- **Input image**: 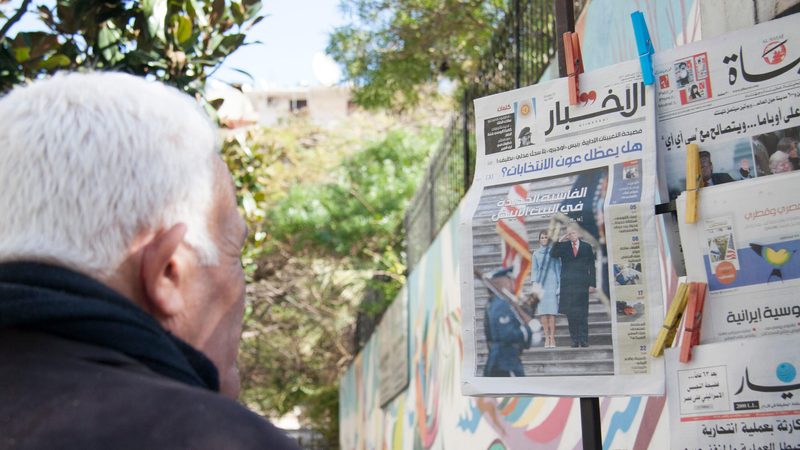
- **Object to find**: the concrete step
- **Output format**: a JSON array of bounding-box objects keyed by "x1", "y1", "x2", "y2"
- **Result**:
[
  {"x1": 475, "y1": 314, "x2": 613, "y2": 328},
  {"x1": 476, "y1": 359, "x2": 615, "y2": 377},
  {"x1": 477, "y1": 345, "x2": 613, "y2": 362},
  {"x1": 476, "y1": 332, "x2": 613, "y2": 354},
  {"x1": 522, "y1": 359, "x2": 614, "y2": 376},
  {"x1": 476, "y1": 345, "x2": 615, "y2": 377}
]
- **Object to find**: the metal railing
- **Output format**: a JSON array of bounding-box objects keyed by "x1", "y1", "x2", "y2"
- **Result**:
[{"x1": 405, "y1": 0, "x2": 587, "y2": 270}]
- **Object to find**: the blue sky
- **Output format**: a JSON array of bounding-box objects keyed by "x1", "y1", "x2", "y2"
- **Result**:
[{"x1": 213, "y1": 0, "x2": 347, "y2": 87}]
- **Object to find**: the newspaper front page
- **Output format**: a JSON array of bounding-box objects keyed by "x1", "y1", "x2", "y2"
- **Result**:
[
  {"x1": 459, "y1": 59, "x2": 664, "y2": 396},
  {"x1": 653, "y1": 14, "x2": 800, "y2": 280},
  {"x1": 666, "y1": 334, "x2": 800, "y2": 450},
  {"x1": 655, "y1": 14, "x2": 800, "y2": 345},
  {"x1": 676, "y1": 173, "x2": 800, "y2": 344},
  {"x1": 655, "y1": 14, "x2": 800, "y2": 202}
]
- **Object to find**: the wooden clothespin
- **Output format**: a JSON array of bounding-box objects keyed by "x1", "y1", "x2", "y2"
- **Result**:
[
  {"x1": 650, "y1": 282, "x2": 689, "y2": 357},
  {"x1": 562, "y1": 31, "x2": 583, "y2": 105},
  {"x1": 631, "y1": 11, "x2": 655, "y2": 86},
  {"x1": 685, "y1": 143, "x2": 701, "y2": 223},
  {"x1": 679, "y1": 282, "x2": 707, "y2": 363}
]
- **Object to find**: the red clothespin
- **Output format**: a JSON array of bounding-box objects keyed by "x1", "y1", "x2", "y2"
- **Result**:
[
  {"x1": 563, "y1": 31, "x2": 584, "y2": 105},
  {"x1": 679, "y1": 282, "x2": 707, "y2": 363}
]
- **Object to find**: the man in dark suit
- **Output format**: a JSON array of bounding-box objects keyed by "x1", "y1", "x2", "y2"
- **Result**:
[
  {"x1": 551, "y1": 224, "x2": 596, "y2": 347},
  {"x1": 699, "y1": 151, "x2": 734, "y2": 186}
]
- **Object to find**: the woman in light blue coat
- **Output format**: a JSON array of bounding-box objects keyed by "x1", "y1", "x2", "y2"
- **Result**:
[{"x1": 532, "y1": 230, "x2": 561, "y2": 348}]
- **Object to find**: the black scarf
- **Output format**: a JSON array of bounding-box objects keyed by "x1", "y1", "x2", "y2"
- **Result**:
[{"x1": 0, "y1": 261, "x2": 219, "y2": 391}]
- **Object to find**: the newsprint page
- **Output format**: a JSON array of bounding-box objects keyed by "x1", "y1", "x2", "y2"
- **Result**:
[
  {"x1": 666, "y1": 334, "x2": 800, "y2": 450},
  {"x1": 656, "y1": 13, "x2": 800, "y2": 203},
  {"x1": 459, "y1": 59, "x2": 664, "y2": 397},
  {"x1": 677, "y1": 173, "x2": 800, "y2": 344},
  {"x1": 661, "y1": 15, "x2": 800, "y2": 450},
  {"x1": 657, "y1": 13, "x2": 800, "y2": 346}
]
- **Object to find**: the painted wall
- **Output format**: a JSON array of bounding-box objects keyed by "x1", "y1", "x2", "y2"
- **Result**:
[
  {"x1": 339, "y1": 206, "x2": 671, "y2": 449},
  {"x1": 337, "y1": 1, "x2": 775, "y2": 449}
]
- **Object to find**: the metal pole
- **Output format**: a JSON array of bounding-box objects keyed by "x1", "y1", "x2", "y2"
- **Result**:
[
  {"x1": 580, "y1": 397, "x2": 602, "y2": 450},
  {"x1": 554, "y1": 2, "x2": 603, "y2": 448},
  {"x1": 514, "y1": 0, "x2": 521, "y2": 88},
  {"x1": 554, "y1": 0, "x2": 575, "y2": 78}
]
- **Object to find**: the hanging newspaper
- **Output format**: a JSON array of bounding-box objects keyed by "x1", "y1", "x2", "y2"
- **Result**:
[
  {"x1": 655, "y1": 14, "x2": 800, "y2": 203},
  {"x1": 459, "y1": 59, "x2": 664, "y2": 396},
  {"x1": 655, "y1": 13, "x2": 800, "y2": 344},
  {"x1": 665, "y1": 334, "x2": 800, "y2": 450},
  {"x1": 676, "y1": 173, "x2": 800, "y2": 344}
]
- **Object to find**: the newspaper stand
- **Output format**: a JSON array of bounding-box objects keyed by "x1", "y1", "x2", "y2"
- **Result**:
[{"x1": 460, "y1": 3, "x2": 800, "y2": 448}]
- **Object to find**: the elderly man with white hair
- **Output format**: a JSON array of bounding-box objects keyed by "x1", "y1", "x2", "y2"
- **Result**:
[{"x1": 0, "y1": 73, "x2": 299, "y2": 449}]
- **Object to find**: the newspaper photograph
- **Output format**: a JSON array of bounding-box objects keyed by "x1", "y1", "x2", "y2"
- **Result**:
[
  {"x1": 677, "y1": 173, "x2": 800, "y2": 344},
  {"x1": 655, "y1": 14, "x2": 800, "y2": 202},
  {"x1": 666, "y1": 334, "x2": 800, "y2": 450},
  {"x1": 459, "y1": 59, "x2": 665, "y2": 396}
]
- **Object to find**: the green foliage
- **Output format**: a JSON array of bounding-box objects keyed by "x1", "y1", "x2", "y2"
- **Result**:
[
  {"x1": 0, "y1": 0, "x2": 262, "y2": 95},
  {"x1": 224, "y1": 110, "x2": 444, "y2": 445},
  {"x1": 327, "y1": 0, "x2": 508, "y2": 109},
  {"x1": 303, "y1": 384, "x2": 340, "y2": 447},
  {"x1": 267, "y1": 128, "x2": 438, "y2": 259}
]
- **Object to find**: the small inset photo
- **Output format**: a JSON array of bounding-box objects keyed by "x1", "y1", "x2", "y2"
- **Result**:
[
  {"x1": 613, "y1": 262, "x2": 642, "y2": 286},
  {"x1": 751, "y1": 126, "x2": 800, "y2": 176},
  {"x1": 615, "y1": 300, "x2": 644, "y2": 323},
  {"x1": 683, "y1": 80, "x2": 709, "y2": 103},
  {"x1": 623, "y1": 161, "x2": 639, "y2": 180},
  {"x1": 673, "y1": 60, "x2": 694, "y2": 87},
  {"x1": 676, "y1": 53, "x2": 713, "y2": 105},
  {"x1": 704, "y1": 216, "x2": 740, "y2": 271}
]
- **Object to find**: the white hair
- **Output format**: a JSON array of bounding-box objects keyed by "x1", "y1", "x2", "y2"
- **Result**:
[
  {"x1": 770, "y1": 150, "x2": 790, "y2": 172},
  {"x1": 0, "y1": 72, "x2": 219, "y2": 276}
]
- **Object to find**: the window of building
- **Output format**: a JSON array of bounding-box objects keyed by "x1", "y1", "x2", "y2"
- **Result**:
[{"x1": 290, "y1": 99, "x2": 308, "y2": 112}]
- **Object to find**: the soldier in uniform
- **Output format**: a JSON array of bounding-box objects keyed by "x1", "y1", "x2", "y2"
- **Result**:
[{"x1": 483, "y1": 268, "x2": 533, "y2": 377}]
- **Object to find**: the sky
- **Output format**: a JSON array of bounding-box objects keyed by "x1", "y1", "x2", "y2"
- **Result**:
[
  {"x1": 2, "y1": 0, "x2": 347, "y2": 88},
  {"x1": 212, "y1": 0, "x2": 347, "y2": 88}
]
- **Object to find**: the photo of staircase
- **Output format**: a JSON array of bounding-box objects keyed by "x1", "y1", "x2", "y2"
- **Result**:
[{"x1": 469, "y1": 172, "x2": 614, "y2": 377}]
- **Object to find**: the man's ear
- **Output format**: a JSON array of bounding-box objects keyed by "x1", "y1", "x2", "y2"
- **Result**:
[{"x1": 140, "y1": 223, "x2": 189, "y2": 318}]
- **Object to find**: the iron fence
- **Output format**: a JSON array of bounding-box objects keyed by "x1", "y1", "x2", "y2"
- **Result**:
[{"x1": 405, "y1": 0, "x2": 586, "y2": 270}]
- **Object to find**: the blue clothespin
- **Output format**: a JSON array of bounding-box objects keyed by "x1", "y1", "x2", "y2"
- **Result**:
[{"x1": 631, "y1": 11, "x2": 655, "y2": 85}]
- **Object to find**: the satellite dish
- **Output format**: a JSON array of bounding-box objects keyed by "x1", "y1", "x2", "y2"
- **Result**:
[{"x1": 312, "y1": 52, "x2": 342, "y2": 86}]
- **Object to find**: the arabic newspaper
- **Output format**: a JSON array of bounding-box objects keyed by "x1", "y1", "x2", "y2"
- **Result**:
[
  {"x1": 666, "y1": 334, "x2": 800, "y2": 450},
  {"x1": 459, "y1": 59, "x2": 664, "y2": 396},
  {"x1": 652, "y1": 14, "x2": 800, "y2": 281},
  {"x1": 655, "y1": 14, "x2": 800, "y2": 203},
  {"x1": 676, "y1": 173, "x2": 800, "y2": 344}
]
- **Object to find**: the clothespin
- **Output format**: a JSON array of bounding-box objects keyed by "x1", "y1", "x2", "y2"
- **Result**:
[
  {"x1": 631, "y1": 11, "x2": 655, "y2": 85},
  {"x1": 679, "y1": 282, "x2": 707, "y2": 363},
  {"x1": 650, "y1": 282, "x2": 689, "y2": 357},
  {"x1": 685, "y1": 143, "x2": 701, "y2": 223},
  {"x1": 562, "y1": 31, "x2": 583, "y2": 105}
]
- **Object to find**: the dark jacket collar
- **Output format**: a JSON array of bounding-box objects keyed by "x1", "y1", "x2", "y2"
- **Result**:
[{"x1": 0, "y1": 261, "x2": 219, "y2": 391}]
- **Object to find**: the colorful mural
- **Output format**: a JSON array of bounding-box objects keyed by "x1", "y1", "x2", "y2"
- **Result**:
[
  {"x1": 340, "y1": 1, "x2": 701, "y2": 448},
  {"x1": 339, "y1": 208, "x2": 673, "y2": 449}
]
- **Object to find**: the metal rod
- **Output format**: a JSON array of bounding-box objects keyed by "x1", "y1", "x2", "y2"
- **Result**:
[
  {"x1": 580, "y1": 397, "x2": 602, "y2": 450},
  {"x1": 514, "y1": 0, "x2": 521, "y2": 88},
  {"x1": 554, "y1": 0, "x2": 575, "y2": 78},
  {"x1": 554, "y1": 4, "x2": 603, "y2": 448}
]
